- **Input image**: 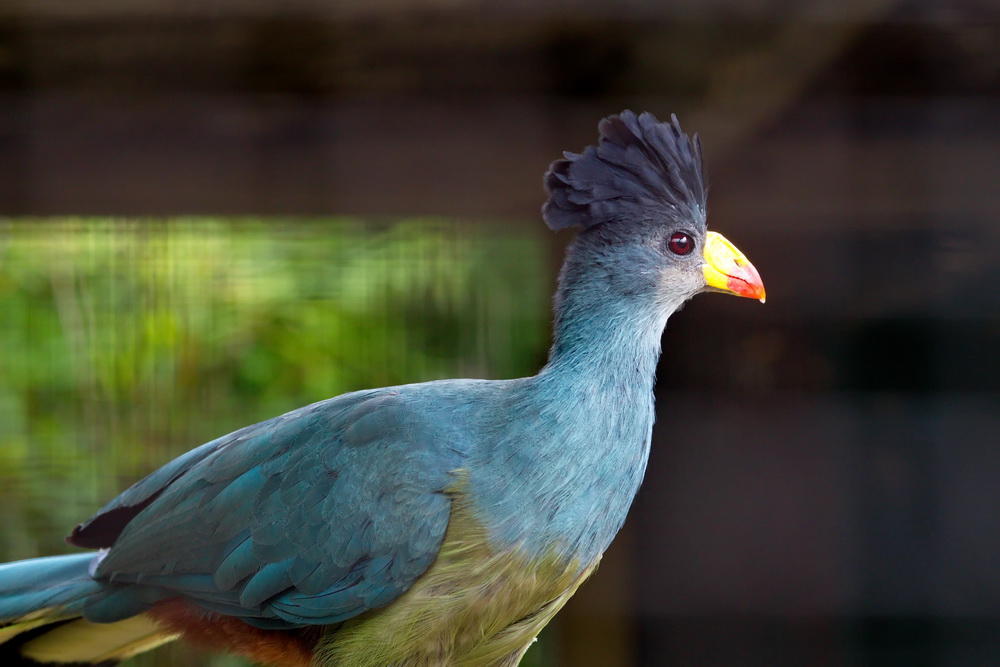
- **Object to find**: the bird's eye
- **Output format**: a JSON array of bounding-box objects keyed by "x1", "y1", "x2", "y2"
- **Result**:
[{"x1": 667, "y1": 232, "x2": 694, "y2": 256}]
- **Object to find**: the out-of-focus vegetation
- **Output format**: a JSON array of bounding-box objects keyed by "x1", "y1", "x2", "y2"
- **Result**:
[{"x1": 0, "y1": 218, "x2": 551, "y2": 666}]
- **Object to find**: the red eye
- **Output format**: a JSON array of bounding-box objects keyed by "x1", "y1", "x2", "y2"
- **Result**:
[{"x1": 667, "y1": 232, "x2": 694, "y2": 256}]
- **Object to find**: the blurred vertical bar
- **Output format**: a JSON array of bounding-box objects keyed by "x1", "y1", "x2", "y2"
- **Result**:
[{"x1": 0, "y1": 14, "x2": 28, "y2": 214}]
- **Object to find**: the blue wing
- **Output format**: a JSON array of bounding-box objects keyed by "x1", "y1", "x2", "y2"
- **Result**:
[{"x1": 69, "y1": 387, "x2": 466, "y2": 628}]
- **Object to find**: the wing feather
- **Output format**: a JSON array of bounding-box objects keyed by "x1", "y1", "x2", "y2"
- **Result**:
[{"x1": 73, "y1": 387, "x2": 462, "y2": 627}]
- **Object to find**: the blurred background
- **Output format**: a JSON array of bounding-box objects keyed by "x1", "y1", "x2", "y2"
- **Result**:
[{"x1": 0, "y1": 1, "x2": 998, "y2": 666}]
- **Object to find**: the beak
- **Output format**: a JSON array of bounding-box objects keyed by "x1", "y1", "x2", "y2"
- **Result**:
[{"x1": 702, "y1": 231, "x2": 766, "y2": 303}]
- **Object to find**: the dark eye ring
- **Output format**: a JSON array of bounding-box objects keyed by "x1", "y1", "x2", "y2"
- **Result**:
[{"x1": 667, "y1": 232, "x2": 694, "y2": 256}]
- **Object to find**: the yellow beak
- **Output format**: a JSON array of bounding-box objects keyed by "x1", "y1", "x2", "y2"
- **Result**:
[{"x1": 702, "y1": 231, "x2": 766, "y2": 303}]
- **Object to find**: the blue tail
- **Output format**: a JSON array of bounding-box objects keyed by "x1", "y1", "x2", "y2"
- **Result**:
[
  {"x1": 0, "y1": 554, "x2": 176, "y2": 664},
  {"x1": 0, "y1": 553, "x2": 104, "y2": 625}
]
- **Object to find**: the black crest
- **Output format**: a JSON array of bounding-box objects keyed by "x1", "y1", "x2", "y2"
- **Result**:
[{"x1": 542, "y1": 111, "x2": 707, "y2": 232}]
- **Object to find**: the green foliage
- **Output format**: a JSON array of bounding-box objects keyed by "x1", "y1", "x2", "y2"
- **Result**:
[{"x1": 0, "y1": 218, "x2": 551, "y2": 666}]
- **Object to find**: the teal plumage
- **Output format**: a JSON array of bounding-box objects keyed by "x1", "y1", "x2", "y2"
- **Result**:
[{"x1": 0, "y1": 111, "x2": 764, "y2": 666}]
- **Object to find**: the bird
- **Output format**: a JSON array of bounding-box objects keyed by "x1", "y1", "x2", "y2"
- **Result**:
[{"x1": 0, "y1": 111, "x2": 764, "y2": 667}]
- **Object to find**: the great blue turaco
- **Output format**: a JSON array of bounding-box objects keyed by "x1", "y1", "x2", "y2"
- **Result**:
[{"x1": 0, "y1": 111, "x2": 765, "y2": 667}]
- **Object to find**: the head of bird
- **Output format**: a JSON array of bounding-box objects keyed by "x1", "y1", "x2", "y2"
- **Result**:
[{"x1": 543, "y1": 111, "x2": 765, "y2": 320}]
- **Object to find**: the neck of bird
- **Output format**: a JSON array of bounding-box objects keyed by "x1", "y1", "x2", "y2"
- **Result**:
[
  {"x1": 508, "y1": 246, "x2": 674, "y2": 561},
  {"x1": 537, "y1": 268, "x2": 672, "y2": 406}
]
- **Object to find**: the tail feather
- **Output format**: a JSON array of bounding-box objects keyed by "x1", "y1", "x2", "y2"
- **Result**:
[
  {"x1": 0, "y1": 554, "x2": 178, "y2": 664},
  {"x1": 0, "y1": 554, "x2": 104, "y2": 629},
  {"x1": 20, "y1": 616, "x2": 178, "y2": 664}
]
